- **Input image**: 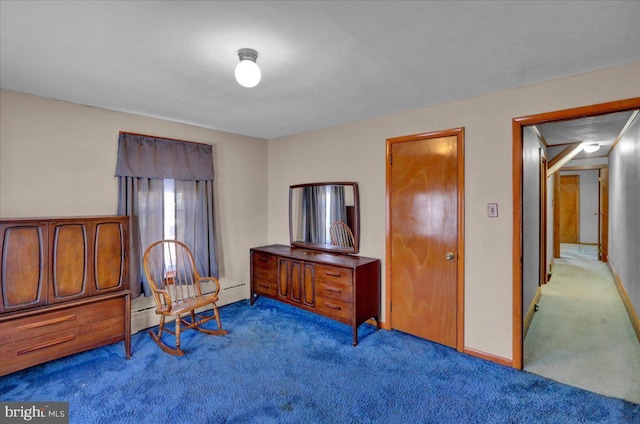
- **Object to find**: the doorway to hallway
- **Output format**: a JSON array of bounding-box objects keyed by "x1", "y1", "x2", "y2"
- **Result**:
[{"x1": 512, "y1": 97, "x2": 640, "y2": 372}]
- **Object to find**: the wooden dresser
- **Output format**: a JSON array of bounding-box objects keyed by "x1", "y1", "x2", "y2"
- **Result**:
[
  {"x1": 0, "y1": 216, "x2": 131, "y2": 376},
  {"x1": 250, "y1": 244, "x2": 380, "y2": 345}
]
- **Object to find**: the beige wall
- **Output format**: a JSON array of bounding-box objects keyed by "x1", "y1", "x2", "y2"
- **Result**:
[
  {"x1": 2, "y1": 62, "x2": 639, "y2": 361},
  {"x1": 268, "y1": 62, "x2": 640, "y2": 360},
  {"x1": 0, "y1": 89, "x2": 268, "y2": 294}
]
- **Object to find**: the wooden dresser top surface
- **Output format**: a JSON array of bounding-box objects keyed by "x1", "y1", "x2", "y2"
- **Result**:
[{"x1": 251, "y1": 244, "x2": 379, "y2": 268}]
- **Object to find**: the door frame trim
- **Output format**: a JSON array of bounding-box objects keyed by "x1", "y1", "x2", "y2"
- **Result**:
[
  {"x1": 539, "y1": 155, "x2": 547, "y2": 289},
  {"x1": 599, "y1": 166, "x2": 609, "y2": 262},
  {"x1": 385, "y1": 127, "x2": 465, "y2": 352},
  {"x1": 512, "y1": 97, "x2": 640, "y2": 369}
]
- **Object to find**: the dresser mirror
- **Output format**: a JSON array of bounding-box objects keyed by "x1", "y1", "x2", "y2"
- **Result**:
[{"x1": 289, "y1": 182, "x2": 360, "y2": 254}]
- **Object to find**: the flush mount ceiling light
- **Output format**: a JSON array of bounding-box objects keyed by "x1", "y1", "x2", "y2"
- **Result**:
[
  {"x1": 235, "y1": 48, "x2": 261, "y2": 88},
  {"x1": 583, "y1": 143, "x2": 600, "y2": 153}
]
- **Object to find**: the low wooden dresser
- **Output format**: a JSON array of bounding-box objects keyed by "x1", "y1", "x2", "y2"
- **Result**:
[
  {"x1": 250, "y1": 244, "x2": 380, "y2": 345},
  {"x1": 0, "y1": 216, "x2": 131, "y2": 376}
]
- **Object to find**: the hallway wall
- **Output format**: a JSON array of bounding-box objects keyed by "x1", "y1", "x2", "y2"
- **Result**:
[
  {"x1": 547, "y1": 173, "x2": 555, "y2": 271},
  {"x1": 609, "y1": 114, "x2": 640, "y2": 314},
  {"x1": 523, "y1": 127, "x2": 544, "y2": 319}
]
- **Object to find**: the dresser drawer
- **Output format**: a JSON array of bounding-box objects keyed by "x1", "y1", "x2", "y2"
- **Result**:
[
  {"x1": 315, "y1": 296, "x2": 352, "y2": 323},
  {"x1": 314, "y1": 264, "x2": 352, "y2": 285},
  {"x1": 253, "y1": 278, "x2": 278, "y2": 297},
  {"x1": 253, "y1": 264, "x2": 278, "y2": 282},
  {"x1": 316, "y1": 279, "x2": 353, "y2": 303},
  {"x1": 252, "y1": 252, "x2": 277, "y2": 270},
  {"x1": 0, "y1": 297, "x2": 124, "y2": 345},
  {"x1": 0, "y1": 315, "x2": 124, "y2": 376},
  {"x1": 252, "y1": 253, "x2": 277, "y2": 279}
]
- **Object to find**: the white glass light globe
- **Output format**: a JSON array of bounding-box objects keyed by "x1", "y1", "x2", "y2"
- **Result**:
[
  {"x1": 235, "y1": 60, "x2": 261, "y2": 88},
  {"x1": 583, "y1": 143, "x2": 600, "y2": 153}
]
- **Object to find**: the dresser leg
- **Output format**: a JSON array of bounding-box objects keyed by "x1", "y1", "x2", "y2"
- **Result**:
[{"x1": 125, "y1": 292, "x2": 132, "y2": 359}]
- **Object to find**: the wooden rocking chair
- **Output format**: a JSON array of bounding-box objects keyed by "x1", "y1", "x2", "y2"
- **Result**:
[
  {"x1": 329, "y1": 221, "x2": 355, "y2": 248},
  {"x1": 143, "y1": 240, "x2": 226, "y2": 356}
]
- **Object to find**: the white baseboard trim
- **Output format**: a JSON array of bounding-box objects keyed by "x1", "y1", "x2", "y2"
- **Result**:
[
  {"x1": 131, "y1": 282, "x2": 250, "y2": 334},
  {"x1": 607, "y1": 258, "x2": 640, "y2": 342}
]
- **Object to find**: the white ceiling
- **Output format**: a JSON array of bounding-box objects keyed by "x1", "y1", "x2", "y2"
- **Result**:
[
  {"x1": 1, "y1": 1, "x2": 640, "y2": 140},
  {"x1": 536, "y1": 110, "x2": 638, "y2": 160}
]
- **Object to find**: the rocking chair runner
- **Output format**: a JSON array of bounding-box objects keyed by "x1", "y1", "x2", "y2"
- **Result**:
[{"x1": 143, "y1": 240, "x2": 226, "y2": 356}]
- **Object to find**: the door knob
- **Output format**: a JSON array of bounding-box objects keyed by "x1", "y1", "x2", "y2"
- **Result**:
[{"x1": 445, "y1": 252, "x2": 455, "y2": 261}]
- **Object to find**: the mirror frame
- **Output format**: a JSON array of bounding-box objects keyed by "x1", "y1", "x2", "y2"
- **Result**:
[{"x1": 289, "y1": 182, "x2": 360, "y2": 254}]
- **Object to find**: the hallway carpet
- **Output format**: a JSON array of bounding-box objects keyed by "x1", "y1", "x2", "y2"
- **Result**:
[{"x1": 524, "y1": 248, "x2": 640, "y2": 403}]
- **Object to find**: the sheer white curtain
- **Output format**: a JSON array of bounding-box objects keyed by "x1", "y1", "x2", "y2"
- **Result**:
[
  {"x1": 175, "y1": 179, "x2": 218, "y2": 278},
  {"x1": 115, "y1": 133, "x2": 217, "y2": 298},
  {"x1": 117, "y1": 177, "x2": 163, "y2": 297}
]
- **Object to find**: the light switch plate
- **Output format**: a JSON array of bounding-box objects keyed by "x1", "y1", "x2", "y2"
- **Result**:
[{"x1": 488, "y1": 203, "x2": 498, "y2": 217}]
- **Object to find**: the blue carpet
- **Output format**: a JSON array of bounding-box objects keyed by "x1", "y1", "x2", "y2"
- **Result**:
[{"x1": 1, "y1": 297, "x2": 638, "y2": 423}]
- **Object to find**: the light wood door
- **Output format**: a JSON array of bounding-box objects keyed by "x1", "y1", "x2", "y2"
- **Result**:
[
  {"x1": 389, "y1": 134, "x2": 459, "y2": 348},
  {"x1": 559, "y1": 175, "x2": 580, "y2": 244}
]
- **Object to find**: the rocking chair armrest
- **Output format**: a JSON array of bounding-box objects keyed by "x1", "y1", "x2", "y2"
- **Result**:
[
  {"x1": 198, "y1": 276, "x2": 221, "y2": 296},
  {"x1": 153, "y1": 289, "x2": 173, "y2": 312}
]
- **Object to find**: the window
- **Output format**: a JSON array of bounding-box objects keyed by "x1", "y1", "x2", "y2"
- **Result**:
[{"x1": 115, "y1": 132, "x2": 218, "y2": 298}]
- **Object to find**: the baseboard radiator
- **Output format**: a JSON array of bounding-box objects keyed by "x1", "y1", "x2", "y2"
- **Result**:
[{"x1": 131, "y1": 281, "x2": 249, "y2": 334}]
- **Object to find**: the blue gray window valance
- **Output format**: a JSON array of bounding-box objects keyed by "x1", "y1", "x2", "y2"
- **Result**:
[{"x1": 115, "y1": 132, "x2": 214, "y2": 181}]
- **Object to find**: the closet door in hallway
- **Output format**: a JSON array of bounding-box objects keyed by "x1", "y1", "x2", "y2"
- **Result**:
[
  {"x1": 559, "y1": 175, "x2": 579, "y2": 244},
  {"x1": 387, "y1": 129, "x2": 464, "y2": 349}
]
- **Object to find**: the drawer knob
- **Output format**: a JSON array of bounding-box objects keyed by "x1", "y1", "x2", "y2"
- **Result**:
[
  {"x1": 326, "y1": 303, "x2": 342, "y2": 311},
  {"x1": 326, "y1": 287, "x2": 342, "y2": 293},
  {"x1": 325, "y1": 271, "x2": 342, "y2": 277}
]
